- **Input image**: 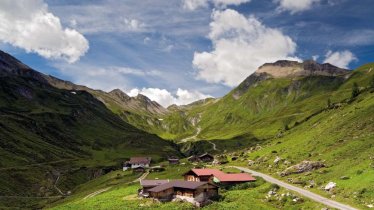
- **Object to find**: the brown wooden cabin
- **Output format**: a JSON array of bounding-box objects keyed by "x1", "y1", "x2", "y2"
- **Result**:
[
  {"x1": 148, "y1": 180, "x2": 218, "y2": 205},
  {"x1": 184, "y1": 168, "x2": 256, "y2": 185},
  {"x1": 139, "y1": 179, "x2": 169, "y2": 195},
  {"x1": 198, "y1": 153, "x2": 214, "y2": 162},
  {"x1": 168, "y1": 158, "x2": 180, "y2": 165}
]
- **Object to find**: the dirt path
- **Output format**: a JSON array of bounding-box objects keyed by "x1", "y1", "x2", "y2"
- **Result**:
[
  {"x1": 233, "y1": 166, "x2": 358, "y2": 210},
  {"x1": 83, "y1": 187, "x2": 111, "y2": 200},
  {"x1": 0, "y1": 158, "x2": 79, "y2": 171},
  {"x1": 54, "y1": 175, "x2": 65, "y2": 196},
  {"x1": 207, "y1": 140, "x2": 218, "y2": 151},
  {"x1": 180, "y1": 127, "x2": 201, "y2": 143},
  {"x1": 83, "y1": 171, "x2": 149, "y2": 200}
]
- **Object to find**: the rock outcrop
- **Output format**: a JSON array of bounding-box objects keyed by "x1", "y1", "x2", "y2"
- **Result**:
[
  {"x1": 257, "y1": 60, "x2": 349, "y2": 78},
  {"x1": 281, "y1": 161, "x2": 325, "y2": 176}
]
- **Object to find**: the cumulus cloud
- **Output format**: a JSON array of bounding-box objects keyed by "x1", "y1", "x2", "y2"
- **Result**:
[
  {"x1": 183, "y1": 0, "x2": 251, "y2": 10},
  {"x1": 128, "y1": 88, "x2": 212, "y2": 107},
  {"x1": 0, "y1": 0, "x2": 89, "y2": 63},
  {"x1": 193, "y1": 9, "x2": 298, "y2": 87},
  {"x1": 275, "y1": 0, "x2": 321, "y2": 14},
  {"x1": 323, "y1": 50, "x2": 357, "y2": 69}
]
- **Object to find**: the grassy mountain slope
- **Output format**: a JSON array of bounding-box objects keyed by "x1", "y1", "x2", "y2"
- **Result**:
[
  {"x1": 0, "y1": 51, "x2": 180, "y2": 208},
  {"x1": 242, "y1": 64, "x2": 374, "y2": 208}
]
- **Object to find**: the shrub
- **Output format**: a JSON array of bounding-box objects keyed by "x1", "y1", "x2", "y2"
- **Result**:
[
  {"x1": 351, "y1": 82, "x2": 360, "y2": 99},
  {"x1": 270, "y1": 183, "x2": 280, "y2": 190}
]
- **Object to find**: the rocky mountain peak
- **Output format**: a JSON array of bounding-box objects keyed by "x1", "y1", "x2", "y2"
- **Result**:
[
  {"x1": 256, "y1": 60, "x2": 349, "y2": 78},
  {"x1": 0, "y1": 50, "x2": 48, "y2": 83},
  {"x1": 109, "y1": 89, "x2": 131, "y2": 101}
]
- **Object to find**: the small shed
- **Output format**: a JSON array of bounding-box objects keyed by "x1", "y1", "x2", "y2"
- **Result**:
[
  {"x1": 168, "y1": 158, "x2": 180, "y2": 165},
  {"x1": 199, "y1": 153, "x2": 214, "y2": 163},
  {"x1": 187, "y1": 155, "x2": 200, "y2": 163}
]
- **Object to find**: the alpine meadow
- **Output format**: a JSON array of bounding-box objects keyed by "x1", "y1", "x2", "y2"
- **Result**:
[{"x1": 0, "y1": 0, "x2": 373, "y2": 210}]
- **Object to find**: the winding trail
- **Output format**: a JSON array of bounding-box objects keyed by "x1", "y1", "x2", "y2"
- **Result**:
[
  {"x1": 207, "y1": 140, "x2": 218, "y2": 151},
  {"x1": 83, "y1": 171, "x2": 149, "y2": 200},
  {"x1": 54, "y1": 175, "x2": 65, "y2": 196},
  {"x1": 233, "y1": 166, "x2": 358, "y2": 210},
  {"x1": 0, "y1": 159, "x2": 79, "y2": 171},
  {"x1": 180, "y1": 127, "x2": 201, "y2": 143}
]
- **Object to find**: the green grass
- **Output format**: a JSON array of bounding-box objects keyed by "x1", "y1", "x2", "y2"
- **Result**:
[
  {"x1": 49, "y1": 164, "x2": 326, "y2": 210},
  {"x1": 0, "y1": 74, "x2": 180, "y2": 209}
]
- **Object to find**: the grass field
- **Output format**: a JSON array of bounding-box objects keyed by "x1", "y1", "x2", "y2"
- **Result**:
[{"x1": 49, "y1": 162, "x2": 327, "y2": 210}]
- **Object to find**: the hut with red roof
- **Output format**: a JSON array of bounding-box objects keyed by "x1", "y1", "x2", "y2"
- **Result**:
[{"x1": 183, "y1": 168, "x2": 256, "y2": 185}]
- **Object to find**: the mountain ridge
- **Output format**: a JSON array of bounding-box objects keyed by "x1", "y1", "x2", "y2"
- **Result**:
[{"x1": 257, "y1": 59, "x2": 350, "y2": 78}]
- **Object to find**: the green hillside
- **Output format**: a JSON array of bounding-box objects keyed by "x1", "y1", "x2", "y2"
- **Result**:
[
  {"x1": 0, "y1": 52, "x2": 180, "y2": 209},
  {"x1": 48, "y1": 161, "x2": 326, "y2": 210},
  {"x1": 1, "y1": 49, "x2": 373, "y2": 209}
]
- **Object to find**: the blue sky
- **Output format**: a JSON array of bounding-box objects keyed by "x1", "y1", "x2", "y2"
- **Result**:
[{"x1": 0, "y1": 0, "x2": 373, "y2": 106}]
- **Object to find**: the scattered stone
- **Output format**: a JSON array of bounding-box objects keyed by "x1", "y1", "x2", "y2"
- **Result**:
[
  {"x1": 268, "y1": 190, "x2": 276, "y2": 196},
  {"x1": 281, "y1": 161, "x2": 325, "y2": 176},
  {"x1": 274, "y1": 156, "x2": 282, "y2": 164},
  {"x1": 248, "y1": 160, "x2": 255, "y2": 166},
  {"x1": 367, "y1": 204, "x2": 373, "y2": 208},
  {"x1": 340, "y1": 176, "x2": 350, "y2": 180},
  {"x1": 324, "y1": 182, "x2": 336, "y2": 191}
]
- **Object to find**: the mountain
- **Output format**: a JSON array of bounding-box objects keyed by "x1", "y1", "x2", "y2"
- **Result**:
[
  {"x1": 160, "y1": 60, "x2": 374, "y2": 208},
  {"x1": 257, "y1": 60, "x2": 349, "y2": 78},
  {"x1": 0, "y1": 50, "x2": 180, "y2": 208},
  {"x1": 1, "y1": 49, "x2": 373, "y2": 209}
]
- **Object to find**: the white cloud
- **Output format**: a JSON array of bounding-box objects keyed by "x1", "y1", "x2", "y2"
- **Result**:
[
  {"x1": 193, "y1": 9, "x2": 298, "y2": 87},
  {"x1": 275, "y1": 0, "x2": 321, "y2": 14},
  {"x1": 183, "y1": 0, "x2": 209, "y2": 10},
  {"x1": 128, "y1": 88, "x2": 212, "y2": 107},
  {"x1": 183, "y1": 0, "x2": 251, "y2": 10},
  {"x1": 123, "y1": 18, "x2": 145, "y2": 31},
  {"x1": 0, "y1": 0, "x2": 88, "y2": 63},
  {"x1": 323, "y1": 50, "x2": 357, "y2": 69}
]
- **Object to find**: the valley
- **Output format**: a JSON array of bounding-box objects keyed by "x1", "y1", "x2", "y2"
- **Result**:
[{"x1": 0, "y1": 51, "x2": 373, "y2": 209}]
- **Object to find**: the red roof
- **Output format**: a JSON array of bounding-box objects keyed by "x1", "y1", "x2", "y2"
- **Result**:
[
  {"x1": 191, "y1": 169, "x2": 224, "y2": 176},
  {"x1": 190, "y1": 169, "x2": 256, "y2": 182},
  {"x1": 215, "y1": 173, "x2": 256, "y2": 182}
]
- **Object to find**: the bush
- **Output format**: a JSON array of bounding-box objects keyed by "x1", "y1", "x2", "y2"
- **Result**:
[
  {"x1": 351, "y1": 82, "x2": 360, "y2": 99},
  {"x1": 210, "y1": 194, "x2": 224, "y2": 201},
  {"x1": 270, "y1": 183, "x2": 280, "y2": 190}
]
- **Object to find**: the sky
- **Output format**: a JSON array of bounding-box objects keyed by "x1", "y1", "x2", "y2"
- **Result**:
[{"x1": 0, "y1": 0, "x2": 373, "y2": 107}]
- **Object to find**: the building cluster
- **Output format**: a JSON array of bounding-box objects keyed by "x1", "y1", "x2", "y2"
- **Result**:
[
  {"x1": 122, "y1": 155, "x2": 256, "y2": 206},
  {"x1": 140, "y1": 169, "x2": 255, "y2": 206}
]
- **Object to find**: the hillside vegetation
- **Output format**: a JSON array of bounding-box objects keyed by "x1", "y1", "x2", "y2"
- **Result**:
[{"x1": 0, "y1": 51, "x2": 180, "y2": 209}]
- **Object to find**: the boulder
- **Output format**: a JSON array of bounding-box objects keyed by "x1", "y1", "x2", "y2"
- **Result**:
[
  {"x1": 248, "y1": 160, "x2": 255, "y2": 166},
  {"x1": 274, "y1": 156, "x2": 282, "y2": 164},
  {"x1": 281, "y1": 161, "x2": 325, "y2": 176},
  {"x1": 324, "y1": 182, "x2": 336, "y2": 191}
]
